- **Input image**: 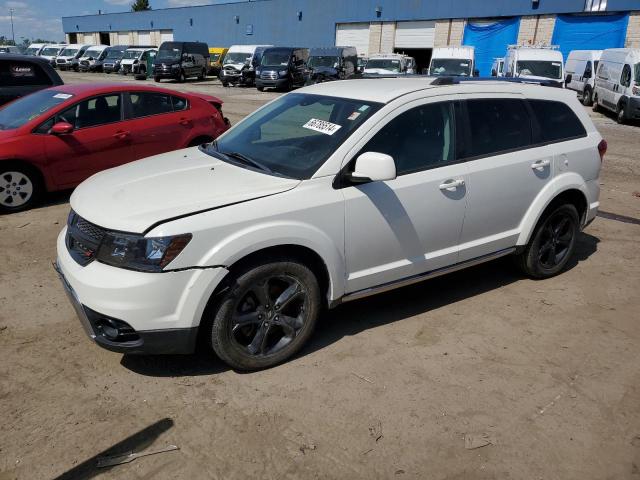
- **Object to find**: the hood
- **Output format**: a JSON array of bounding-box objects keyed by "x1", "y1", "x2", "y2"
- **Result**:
[
  {"x1": 223, "y1": 63, "x2": 246, "y2": 71},
  {"x1": 71, "y1": 147, "x2": 301, "y2": 234},
  {"x1": 310, "y1": 66, "x2": 338, "y2": 76},
  {"x1": 364, "y1": 68, "x2": 400, "y2": 75},
  {"x1": 121, "y1": 58, "x2": 137, "y2": 64},
  {"x1": 517, "y1": 74, "x2": 563, "y2": 85}
]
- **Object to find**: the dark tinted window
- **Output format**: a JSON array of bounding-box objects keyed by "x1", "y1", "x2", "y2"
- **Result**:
[
  {"x1": 129, "y1": 92, "x2": 173, "y2": 118},
  {"x1": 56, "y1": 94, "x2": 122, "y2": 129},
  {"x1": 172, "y1": 95, "x2": 188, "y2": 111},
  {"x1": 528, "y1": 100, "x2": 586, "y2": 143},
  {"x1": 621, "y1": 64, "x2": 632, "y2": 87},
  {"x1": 464, "y1": 99, "x2": 532, "y2": 158},
  {"x1": 0, "y1": 60, "x2": 53, "y2": 87},
  {"x1": 361, "y1": 102, "x2": 455, "y2": 175}
]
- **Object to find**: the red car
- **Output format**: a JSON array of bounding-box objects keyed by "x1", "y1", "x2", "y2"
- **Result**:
[{"x1": 0, "y1": 83, "x2": 230, "y2": 212}]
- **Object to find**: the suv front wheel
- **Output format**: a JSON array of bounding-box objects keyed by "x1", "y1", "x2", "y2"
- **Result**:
[
  {"x1": 516, "y1": 204, "x2": 580, "y2": 279},
  {"x1": 208, "y1": 259, "x2": 321, "y2": 370}
]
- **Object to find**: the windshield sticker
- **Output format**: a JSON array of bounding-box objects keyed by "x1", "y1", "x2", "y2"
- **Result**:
[
  {"x1": 347, "y1": 112, "x2": 361, "y2": 121},
  {"x1": 53, "y1": 93, "x2": 73, "y2": 99},
  {"x1": 552, "y1": 62, "x2": 561, "y2": 66},
  {"x1": 10, "y1": 65, "x2": 34, "y2": 77},
  {"x1": 302, "y1": 118, "x2": 342, "y2": 135},
  {"x1": 358, "y1": 105, "x2": 370, "y2": 112}
]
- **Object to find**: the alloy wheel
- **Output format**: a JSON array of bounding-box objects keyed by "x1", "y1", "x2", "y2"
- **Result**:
[
  {"x1": 0, "y1": 171, "x2": 33, "y2": 208},
  {"x1": 537, "y1": 212, "x2": 575, "y2": 270}
]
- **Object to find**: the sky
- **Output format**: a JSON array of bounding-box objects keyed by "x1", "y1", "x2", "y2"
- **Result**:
[{"x1": 0, "y1": 0, "x2": 217, "y2": 43}]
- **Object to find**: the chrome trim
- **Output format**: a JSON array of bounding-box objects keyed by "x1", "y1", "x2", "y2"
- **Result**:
[{"x1": 341, "y1": 247, "x2": 516, "y2": 304}]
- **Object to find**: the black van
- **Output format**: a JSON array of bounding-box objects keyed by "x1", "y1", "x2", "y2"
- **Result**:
[
  {"x1": 255, "y1": 47, "x2": 310, "y2": 91},
  {"x1": 153, "y1": 41, "x2": 210, "y2": 83},
  {"x1": 306, "y1": 46, "x2": 358, "y2": 84}
]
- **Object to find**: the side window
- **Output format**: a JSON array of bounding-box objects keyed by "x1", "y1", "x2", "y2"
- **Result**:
[
  {"x1": 621, "y1": 64, "x2": 632, "y2": 87},
  {"x1": 129, "y1": 92, "x2": 173, "y2": 118},
  {"x1": 360, "y1": 102, "x2": 455, "y2": 176},
  {"x1": 528, "y1": 100, "x2": 586, "y2": 143},
  {"x1": 463, "y1": 99, "x2": 532, "y2": 158},
  {"x1": 171, "y1": 95, "x2": 188, "y2": 111},
  {"x1": 597, "y1": 62, "x2": 607, "y2": 79},
  {"x1": 56, "y1": 94, "x2": 122, "y2": 129},
  {"x1": 584, "y1": 61, "x2": 592, "y2": 77}
]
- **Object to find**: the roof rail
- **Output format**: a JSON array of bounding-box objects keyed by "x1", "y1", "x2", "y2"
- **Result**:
[{"x1": 431, "y1": 76, "x2": 563, "y2": 87}]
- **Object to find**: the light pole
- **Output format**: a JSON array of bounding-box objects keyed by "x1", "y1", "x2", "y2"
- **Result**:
[{"x1": 9, "y1": 8, "x2": 15, "y2": 45}]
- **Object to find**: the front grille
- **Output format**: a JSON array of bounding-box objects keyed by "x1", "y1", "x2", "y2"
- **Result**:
[
  {"x1": 224, "y1": 67, "x2": 240, "y2": 76},
  {"x1": 66, "y1": 211, "x2": 106, "y2": 266},
  {"x1": 80, "y1": 60, "x2": 89, "y2": 66},
  {"x1": 260, "y1": 71, "x2": 278, "y2": 80},
  {"x1": 56, "y1": 59, "x2": 66, "y2": 64}
]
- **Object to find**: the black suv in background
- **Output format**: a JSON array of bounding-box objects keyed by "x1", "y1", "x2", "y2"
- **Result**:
[
  {"x1": 307, "y1": 46, "x2": 358, "y2": 84},
  {"x1": 153, "y1": 41, "x2": 210, "y2": 82},
  {"x1": 0, "y1": 55, "x2": 63, "y2": 106},
  {"x1": 255, "y1": 47, "x2": 310, "y2": 91}
]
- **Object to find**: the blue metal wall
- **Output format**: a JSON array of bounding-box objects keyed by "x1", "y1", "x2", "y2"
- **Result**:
[{"x1": 62, "y1": 0, "x2": 639, "y2": 47}]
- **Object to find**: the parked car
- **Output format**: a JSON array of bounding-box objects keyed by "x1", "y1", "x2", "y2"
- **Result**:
[
  {"x1": 593, "y1": 48, "x2": 640, "y2": 124},
  {"x1": 564, "y1": 50, "x2": 602, "y2": 106},
  {"x1": 208, "y1": 47, "x2": 228, "y2": 76},
  {"x1": 491, "y1": 57, "x2": 505, "y2": 77},
  {"x1": 0, "y1": 84, "x2": 229, "y2": 212},
  {"x1": 256, "y1": 47, "x2": 310, "y2": 91},
  {"x1": 219, "y1": 45, "x2": 272, "y2": 87},
  {"x1": 0, "y1": 55, "x2": 63, "y2": 107},
  {"x1": 364, "y1": 53, "x2": 416, "y2": 75},
  {"x1": 429, "y1": 47, "x2": 477, "y2": 77},
  {"x1": 54, "y1": 78, "x2": 604, "y2": 370},
  {"x1": 306, "y1": 46, "x2": 358, "y2": 84},
  {"x1": 504, "y1": 45, "x2": 564, "y2": 87},
  {"x1": 102, "y1": 45, "x2": 128, "y2": 74},
  {"x1": 39, "y1": 44, "x2": 67, "y2": 67},
  {"x1": 120, "y1": 47, "x2": 157, "y2": 75},
  {"x1": 55, "y1": 44, "x2": 92, "y2": 71},
  {"x1": 78, "y1": 45, "x2": 110, "y2": 72},
  {"x1": 25, "y1": 43, "x2": 47, "y2": 56},
  {"x1": 0, "y1": 46, "x2": 21, "y2": 54},
  {"x1": 153, "y1": 41, "x2": 209, "y2": 82}
]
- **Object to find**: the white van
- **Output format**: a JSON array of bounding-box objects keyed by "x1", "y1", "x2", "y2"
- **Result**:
[
  {"x1": 220, "y1": 45, "x2": 273, "y2": 86},
  {"x1": 504, "y1": 45, "x2": 564, "y2": 87},
  {"x1": 55, "y1": 44, "x2": 92, "y2": 71},
  {"x1": 78, "y1": 45, "x2": 110, "y2": 72},
  {"x1": 491, "y1": 57, "x2": 505, "y2": 77},
  {"x1": 593, "y1": 48, "x2": 640, "y2": 124},
  {"x1": 120, "y1": 47, "x2": 157, "y2": 75},
  {"x1": 39, "y1": 44, "x2": 68, "y2": 67},
  {"x1": 429, "y1": 47, "x2": 476, "y2": 77},
  {"x1": 25, "y1": 43, "x2": 47, "y2": 56},
  {"x1": 565, "y1": 50, "x2": 602, "y2": 106},
  {"x1": 364, "y1": 53, "x2": 416, "y2": 75}
]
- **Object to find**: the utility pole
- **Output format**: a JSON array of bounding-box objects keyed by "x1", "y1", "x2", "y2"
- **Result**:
[{"x1": 9, "y1": 8, "x2": 15, "y2": 45}]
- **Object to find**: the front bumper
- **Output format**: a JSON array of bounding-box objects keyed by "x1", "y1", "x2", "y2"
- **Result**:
[
  {"x1": 255, "y1": 77, "x2": 289, "y2": 89},
  {"x1": 103, "y1": 63, "x2": 120, "y2": 73},
  {"x1": 153, "y1": 68, "x2": 180, "y2": 79},
  {"x1": 55, "y1": 228, "x2": 228, "y2": 354}
]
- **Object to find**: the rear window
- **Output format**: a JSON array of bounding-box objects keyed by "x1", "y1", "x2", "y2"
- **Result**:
[
  {"x1": 0, "y1": 60, "x2": 54, "y2": 87},
  {"x1": 528, "y1": 100, "x2": 586, "y2": 143}
]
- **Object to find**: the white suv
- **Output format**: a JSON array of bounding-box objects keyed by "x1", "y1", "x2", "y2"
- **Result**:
[{"x1": 55, "y1": 78, "x2": 605, "y2": 370}]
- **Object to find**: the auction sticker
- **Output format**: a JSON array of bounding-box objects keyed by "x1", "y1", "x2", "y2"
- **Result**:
[
  {"x1": 302, "y1": 118, "x2": 342, "y2": 135},
  {"x1": 53, "y1": 93, "x2": 73, "y2": 99}
]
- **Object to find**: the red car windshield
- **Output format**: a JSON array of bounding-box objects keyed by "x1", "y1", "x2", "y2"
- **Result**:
[{"x1": 0, "y1": 90, "x2": 74, "y2": 131}]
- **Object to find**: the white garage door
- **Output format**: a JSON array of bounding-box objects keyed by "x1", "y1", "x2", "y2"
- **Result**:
[
  {"x1": 394, "y1": 21, "x2": 436, "y2": 48},
  {"x1": 117, "y1": 32, "x2": 130, "y2": 45},
  {"x1": 83, "y1": 33, "x2": 95, "y2": 45},
  {"x1": 336, "y1": 23, "x2": 370, "y2": 56},
  {"x1": 137, "y1": 30, "x2": 151, "y2": 45},
  {"x1": 160, "y1": 30, "x2": 174, "y2": 42}
]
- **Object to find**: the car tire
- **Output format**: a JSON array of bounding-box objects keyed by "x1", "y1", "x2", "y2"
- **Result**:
[
  {"x1": 178, "y1": 71, "x2": 186, "y2": 83},
  {"x1": 222, "y1": 81, "x2": 229, "y2": 87},
  {"x1": 257, "y1": 86, "x2": 264, "y2": 92},
  {"x1": 0, "y1": 164, "x2": 42, "y2": 214},
  {"x1": 208, "y1": 258, "x2": 321, "y2": 371},
  {"x1": 198, "y1": 68, "x2": 206, "y2": 80},
  {"x1": 592, "y1": 94, "x2": 600, "y2": 112},
  {"x1": 516, "y1": 204, "x2": 580, "y2": 279},
  {"x1": 582, "y1": 88, "x2": 593, "y2": 106},
  {"x1": 616, "y1": 103, "x2": 626, "y2": 125},
  {"x1": 154, "y1": 76, "x2": 161, "y2": 83}
]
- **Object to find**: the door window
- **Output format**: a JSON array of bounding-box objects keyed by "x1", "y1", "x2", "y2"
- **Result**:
[
  {"x1": 129, "y1": 92, "x2": 174, "y2": 118},
  {"x1": 463, "y1": 99, "x2": 532, "y2": 159},
  {"x1": 172, "y1": 95, "x2": 188, "y2": 111},
  {"x1": 621, "y1": 64, "x2": 632, "y2": 87},
  {"x1": 360, "y1": 102, "x2": 455, "y2": 175},
  {"x1": 56, "y1": 94, "x2": 122, "y2": 129},
  {"x1": 528, "y1": 100, "x2": 587, "y2": 143},
  {"x1": 584, "y1": 61, "x2": 592, "y2": 78}
]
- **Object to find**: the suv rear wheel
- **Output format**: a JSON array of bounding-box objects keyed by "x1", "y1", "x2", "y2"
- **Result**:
[
  {"x1": 592, "y1": 94, "x2": 600, "y2": 112},
  {"x1": 0, "y1": 165, "x2": 42, "y2": 213},
  {"x1": 616, "y1": 103, "x2": 627, "y2": 125},
  {"x1": 516, "y1": 204, "x2": 579, "y2": 279},
  {"x1": 208, "y1": 259, "x2": 321, "y2": 370},
  {"x1": 582, "y1": 87, "x2": 593, "y2": 106}
]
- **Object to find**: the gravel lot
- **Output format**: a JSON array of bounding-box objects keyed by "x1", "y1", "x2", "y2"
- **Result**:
[{"x1": 1, "y1": 71, "x2": 639, "y2": 480}]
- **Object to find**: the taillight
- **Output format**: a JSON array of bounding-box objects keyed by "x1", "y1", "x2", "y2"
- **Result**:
[{"x1": 597, "y1": 139, "x2": 607, "y2": 162}]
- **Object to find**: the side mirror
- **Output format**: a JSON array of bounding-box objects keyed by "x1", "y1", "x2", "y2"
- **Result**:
[
  {"x1": 51, "y1": 122, "x2": 74, "y2": 135},
  {"x1": 473, "y1": 69, "x2": 480, "y2": 77},
  {"x1": 348, "y1": 152, "x2": 396, "y2": 184},
  {"x1": 491, "y1": 69, "x2": 497, "y2": 77}
]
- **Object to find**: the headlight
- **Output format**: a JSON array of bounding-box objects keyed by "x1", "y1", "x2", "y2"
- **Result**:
[
  {"x1": 171, "y1": 64, "x2": 180, "y2": 69},
  {"x1": 278, "y1": 70, "x2": 288, "y2": 76},
  {"x1": 96, "y1": 232, "x2": 192, "y2": 272}
]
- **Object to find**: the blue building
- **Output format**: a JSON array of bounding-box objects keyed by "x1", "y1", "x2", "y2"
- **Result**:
[{"x1": 63, "y1": 0, "x2": 640, "y2": 74}]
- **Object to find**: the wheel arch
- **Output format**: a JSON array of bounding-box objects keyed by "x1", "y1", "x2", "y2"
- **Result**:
[{"x1": 0, "y1": 159, "x2": 49, "y2": 191}]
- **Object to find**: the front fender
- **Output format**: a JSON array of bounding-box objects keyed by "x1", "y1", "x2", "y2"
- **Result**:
[{"x1": 516, "y1": 172, "x2": 590, "y2": 246}]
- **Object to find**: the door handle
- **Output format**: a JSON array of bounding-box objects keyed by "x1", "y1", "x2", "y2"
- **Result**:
[
  {"x1": 531, "y1": 159, "x2": 551, "y2": 171},
  {"x1": 113, "y1": 130, "x2": 130, "y2": 140},
  {"x1": 439, "y1": 179, "x2": 465, "y2": 191},
  {"x1": 179, "y1": 118, "x2": 192, "y2": 127}
]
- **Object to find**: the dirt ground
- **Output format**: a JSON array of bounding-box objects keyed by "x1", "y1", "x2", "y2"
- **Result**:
[{"x1": 1, "y1": 71, "x2": 639, "y2": 480}]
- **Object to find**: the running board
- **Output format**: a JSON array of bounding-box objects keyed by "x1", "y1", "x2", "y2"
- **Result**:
[{"x1": 340, "y1": 247, "x2": 516, "y2": 304}]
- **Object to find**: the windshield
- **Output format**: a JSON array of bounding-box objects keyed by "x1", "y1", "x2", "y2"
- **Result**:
[
  {"x1": 516, "y1": 60, "x2": 562, "y2": 79},
  {"x1": 157, "y1": 46, "x2": 181, "y2": 62},
  {"x1": 261, "y1": 52, "x2": 290, "y2": 66},
  {"x1": 0, "y1": 90, "x2": 72, "y2": 131},
  {"x1": 210, "y1": 53, "x2": 221, "y2": 63},
  {"x1": 308, "y1": 56, "x2": 340, "y2": 68},
  {"x1": 224, "y1": 52, "x2": 251, "y2": 65},
  {"x1": 26, "y1": 47, "x2": 39, "y2": 55},
  {"x1": 105, "y1": 49, "x2": 123, "y2": 60},
  {"x1": 430, "y1": 59, "x2": 472, "y2": 76},
  {"x1": 365, "y1": 59, "x2": 401, "y2": 72},
  {"x1": 83, "y1": 48, "x2": 102, "y2": 58},
  {"x1": 123, "y1": 50, "x2": 141, "y2": 60},
  {"x1": 41, "y1": 47, "x2": 61, "y2": 56},
  {"x1": 205, "y1": 93, "x2": 381, "y2": 179},
  {"x1": 60, "y1": 48, "x2": 79, "y2": 57}
]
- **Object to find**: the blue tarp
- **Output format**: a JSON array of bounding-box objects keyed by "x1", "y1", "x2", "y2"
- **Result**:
[
  {"x1": 552, "y1": 14, "x2": 630, "y2": 61},
  {"x1": 463, "y1": 17, "x2": 520, "y2": 77}
]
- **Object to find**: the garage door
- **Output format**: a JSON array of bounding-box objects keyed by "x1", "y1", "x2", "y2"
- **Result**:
[
  {"x1": 463, "y1": 17, "x2": 520, "y2": 76},
  {"x1": 137, "y1": 30, "x2": 151, "y2": 45},
  {"x1": 395, "y1": 21, "x2": 436, "y2": 48},
  {"x1": 160, "y1": 30, "x2": 174, "y2": 42},
  {"x1": 336, "y1": 23, "x2": 370, "y2": 56},
  {"x1": 117, "y1": 32, "x2": 130, "y2": 45},
  {"x1": 83, "y1": 33, "x2": 95, "y2": 45},
  {"x1": 552, "y1": 13, "x2": 629, "y2": 61}
]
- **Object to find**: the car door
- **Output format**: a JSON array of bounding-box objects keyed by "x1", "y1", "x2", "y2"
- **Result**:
[
  {"x1": 41, "y1": 93, "x2": 134, "y2": 188},
  {"x1": 126, "y1": 91, "x2": 190, "y2": 159},
  {"x1": 342, "y1": 99, "x2": 469, "y2": 294}
]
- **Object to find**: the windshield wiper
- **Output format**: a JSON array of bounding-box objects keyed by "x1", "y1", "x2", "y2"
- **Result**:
[{"x1": 223, "y1": 151, "x2": 273, "y2": 174}]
